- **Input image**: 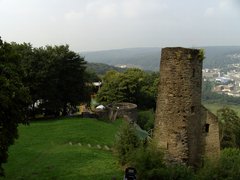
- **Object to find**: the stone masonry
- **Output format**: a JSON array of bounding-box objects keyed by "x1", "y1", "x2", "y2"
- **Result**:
[{"x1": 154, "y1": 47, "x2": 220, "y2": 168}]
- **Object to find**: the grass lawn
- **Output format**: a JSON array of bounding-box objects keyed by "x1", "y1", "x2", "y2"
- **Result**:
[
  {"x1": 203, "y1": 102, "x2": 240, "y2": 115},
  {"x1": 1, "y1": 117, "x2": 124, "y2": 180}
]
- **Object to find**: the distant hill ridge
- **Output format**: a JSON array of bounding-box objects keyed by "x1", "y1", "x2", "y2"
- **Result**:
[{"x1": 82, "y1": 46, "x2": 240, "y2": 71}]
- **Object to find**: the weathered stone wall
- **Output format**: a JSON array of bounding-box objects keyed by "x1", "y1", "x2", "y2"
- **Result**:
[
  {"x1": 201, "y1": 106, "x2": 220, "y2": 159},
  {"x1": 108, "y1": 102, "x2": 137, "y2": 122},
  {"x1": 154, "y1": 47, "x2": 220, "y2": 167},
  {"x1": 154, "y1": 47, "x2": 204, "y2": 167},
  {"x1": 94, "y1": 102, "x2": 138, "y2": 122}
]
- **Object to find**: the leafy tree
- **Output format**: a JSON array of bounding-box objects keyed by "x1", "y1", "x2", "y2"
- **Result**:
[
  {"x1": 0, "y1": 38, "x2": 30, "y2": 176},
  {"x1": 97, "y1": 70, "x2": 125, "y2": 103},
  {"x1": 85, "y1": 68, "x2": 100, "y2": 83},
  {"x1": 9, "y1": 43, "x2": 42, "y2": 117},
  {"x1": 138, "y1": 71, "x2": 159, "y2": 109},
  {"x1": 11, "y1": 43, "x2": 90, "y2": 117},
  {"x1": 97, "y1": 69, "x2": 159, "y2": 109},
  {"x1": 217, "y1": 107, "x2": 240, "y2": 148},
  {"x1": 37, "y1": 45, "x2": 90, "y2": 116}
]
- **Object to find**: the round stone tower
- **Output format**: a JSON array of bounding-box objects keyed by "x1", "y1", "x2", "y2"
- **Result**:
[{"x1": 154, "y1": 47, "x2": 203, "y2": 167}]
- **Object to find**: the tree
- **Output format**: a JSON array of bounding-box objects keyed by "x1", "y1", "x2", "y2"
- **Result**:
[
  {"x1": 137, "y1": 71, "x2": 159, "y2": 109},
  {"x1": 10, "y1": 42, "x2": 42, "y2": 117},
  {"x1": 11, "y1": 43, "x2": 90, "y2": 117},
  {"x1": 97, "y1": 70, "x2": 125, "y2": 103},
  {"x1": 217, "y1": 107, "x2": 240, "y2": 148},
  {"x1": 37, "y1": 45, "x2": 90, "y2": 116},
  {"x1": 97, "y1": 69, "x2": 159, "y2": 109},
  {"x1": 0, "y1": 38, "x2": 30, "y2": 176}
]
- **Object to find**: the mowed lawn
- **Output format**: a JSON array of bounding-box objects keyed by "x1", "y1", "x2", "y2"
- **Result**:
[{"x1": 1, "y1": 117, "x2": 124, "y2": 180}]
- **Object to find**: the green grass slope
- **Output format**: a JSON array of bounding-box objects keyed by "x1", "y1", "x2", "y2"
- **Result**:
[{"x1": 1, "y1": 117, "x2": 124, "y2": 180}]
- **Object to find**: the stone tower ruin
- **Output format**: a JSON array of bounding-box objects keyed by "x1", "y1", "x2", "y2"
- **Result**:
[{"x1": 154, "y1": 47, "x2": 220, "y2": 168}]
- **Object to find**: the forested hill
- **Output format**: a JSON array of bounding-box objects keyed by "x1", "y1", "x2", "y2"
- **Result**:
[
  {"x1": 82, "y1": 46, "x2": 240, "y2": 71},
  {"x1": 202, "y1": 46, "x2": 240, "y2": 68},
  {"x1": 82, "y1": 48, "x2": 161, "y2": 71},
  {"x1": 86, "y1": 63, "x2": 126, "y2": 75}
]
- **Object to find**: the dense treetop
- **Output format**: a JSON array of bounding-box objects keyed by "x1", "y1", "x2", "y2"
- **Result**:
[
  {"x1": 0, "y1": 38, "x2": 30, "y2": 175},
  {"x1": 97, "y1": 68, "x2": 159, "y2": 109}
]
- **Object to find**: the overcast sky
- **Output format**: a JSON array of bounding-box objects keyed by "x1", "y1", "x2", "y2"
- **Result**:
[{"x1": 0, "y1": 0, "x2": 240, "y2": 51}]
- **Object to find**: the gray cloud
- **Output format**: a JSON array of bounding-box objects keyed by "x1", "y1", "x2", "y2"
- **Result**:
[{"x1": 0, "y1": 0, "x2": 240, "y2": 51}]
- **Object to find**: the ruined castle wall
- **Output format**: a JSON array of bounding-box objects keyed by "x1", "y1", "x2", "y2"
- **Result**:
[
  {"x1": 154, "y1": 47, "x2": 203, "y2": 166},
  {"x1": 107, "y1": 102, "x2": 137, "y2": 122},
  {"x1": 201, "y1": 106, "x2": 220, "y2": 159}
]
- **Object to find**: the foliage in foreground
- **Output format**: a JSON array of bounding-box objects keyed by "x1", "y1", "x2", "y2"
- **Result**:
[
  {"x1": 128, "y1": 143, "x2": 194, "y2": 180},
  {"x1": 0, "y1": 38, "x2": 30, "y2": 176},
  {"x1": 115, "y1": 123, "x2": 193, "y2": 179},
  {"x1": 130, "y1": 146, "x2": 240, "y2": 179},
  {"x1": 217, "y1": 107, "x2": 240, "y2": 149},
  {"x1": 196, "y1": 148, "x2": 240, "y2": 179},
  {"x1": 115, "y1": 117, "x2": 240, "y2": 179},
  {"x1": 115, "y1": 122, "x2": 141, "y2": 165}
]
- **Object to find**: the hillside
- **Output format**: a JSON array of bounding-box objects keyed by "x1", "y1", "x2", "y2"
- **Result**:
[
  {"x1": 1, "y1": 118, "x2": 124, "y2": 180},
  {"x1": 86, "y1": 62, "x2": 126, "y2": 75},
  {"x1": 82, "y1": 46, "x2": 240, "y2": 71},
  {"x1": 82, "y1": 47, "x2": 161, "y2": 71}
]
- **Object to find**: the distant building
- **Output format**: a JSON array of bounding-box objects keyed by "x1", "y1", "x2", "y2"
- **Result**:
[
  {"x1": 202, "y1": 68, "x2": 220, "y2": 79},
  {"x1": 115, "y1": 64, "x2": 127, "y2": 68},
  {"x1": 214, "y1": 84, "x2": 234, "y2": 93},
  {"x1": 215, "y1": 77, "x2": 232, "y2": 84}
]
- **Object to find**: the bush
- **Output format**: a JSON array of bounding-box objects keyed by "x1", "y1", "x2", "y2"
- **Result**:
[
  {"x1": 166, "y1": 165, "x2": 194, "y2": 180},
  {"x1": 129, "y1": 143, "x2": 165, "y2": 180},
  {"x1": 217, "y1": 107, "x2": 240, "y2": 149},
  {"x1": 129, "y1": 143, "x2": 194, "y2": 180},
  {"x1": 115, "y1": 126, "x2": 194, "y2": 180},
  {"x1": 114, "y1": 122, "x2": 141, "y2": 165},
  {"x1": 137, "y1": 110, "x2": 155, "y2": 131},
  {"x1": 196, "y1": 148, "x2": 240, "y2": 179}
]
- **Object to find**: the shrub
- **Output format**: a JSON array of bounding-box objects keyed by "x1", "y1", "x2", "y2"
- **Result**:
[
  {"x1": 128, "y1": 143, "x2": 165, "y2": 179},
  {"x1": 166, "y1": 165, "x2": 194, "y2": 180},
  {"x1": 217, "y1": 107, "x2": 240, "y2": 149},
  {"x1": 137, "y1": 110, "x2": 155, "y2": 131},
  {"x1": 196, "y1": 148, "x2": 240, "y2": 179},
  {"x1": 114, "y1": 122, "x2": 141, "y2": 165},
  {"x1": 115, "y1": 131, "x2": 195, "y2": 180},
  {"x1": 129, "y1": 143, "x2": 194, "y2": 180}
]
